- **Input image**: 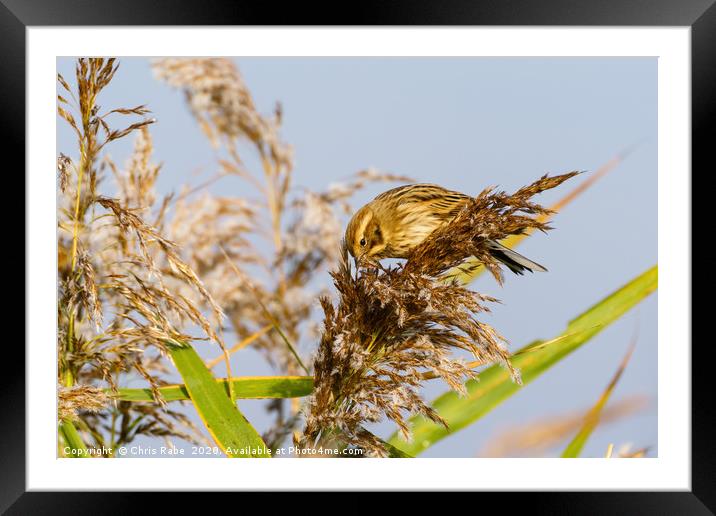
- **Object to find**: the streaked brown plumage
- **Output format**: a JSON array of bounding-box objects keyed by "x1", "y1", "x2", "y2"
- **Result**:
[{"x1": 345, "y1": 183, "x2": 547, "y2": 274}]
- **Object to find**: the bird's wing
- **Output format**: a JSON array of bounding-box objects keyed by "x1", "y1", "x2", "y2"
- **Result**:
[
  {"x1": 398, "y1": 184, "x2": 472, "y2": 221},
  {"x1": 375, "y1": 184, "x2": 471, "y2": 218}
]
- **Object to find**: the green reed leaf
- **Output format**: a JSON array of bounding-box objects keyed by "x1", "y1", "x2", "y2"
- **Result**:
[
  {"x1": 388, "y1": 265, "x2": 657, "y2": 455},
  {"x1": 168, "y1": 342, "x2": 271, "y2": 457},
  {"x1": 115, "y1": 375, "x2": 314, "y2": 402}
]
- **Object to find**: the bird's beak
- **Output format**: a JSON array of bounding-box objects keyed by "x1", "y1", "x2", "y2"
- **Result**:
[
  {"x1": 357, "y1": 252, "x2": 379, "y2": 269},
  {"x1": 355, "y1": 251, "x2": 373, "y2": 270}
]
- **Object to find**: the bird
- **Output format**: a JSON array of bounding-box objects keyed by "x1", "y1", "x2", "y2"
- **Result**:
[{"x1": 344, "y1": 183, "x2": 547, "y2": 275}]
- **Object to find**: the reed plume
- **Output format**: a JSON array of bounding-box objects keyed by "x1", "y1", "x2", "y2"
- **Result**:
[
  {"x1": 303, "y1": 172, "x2": 578, "y2": 456},
  {"x1": 57, "y1": 58, "x2": 223, "y2": 453},
  {"x1": 152, "y1": 58, "x2": 411, "y2": 442}
]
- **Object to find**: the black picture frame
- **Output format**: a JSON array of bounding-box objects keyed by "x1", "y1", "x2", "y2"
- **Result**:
[{"x1": 5, "y1": 0, "x2": 704, "y2": 512}]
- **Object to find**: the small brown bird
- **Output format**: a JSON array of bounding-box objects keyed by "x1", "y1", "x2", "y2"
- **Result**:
[{"x1": 345, "y1": 183, "x2": 547, "y2": 274}]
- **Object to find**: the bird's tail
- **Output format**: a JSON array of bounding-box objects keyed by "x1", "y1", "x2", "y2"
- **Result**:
[{"x1": 487, "y1": 240, "x2": 547, "y2": 275}]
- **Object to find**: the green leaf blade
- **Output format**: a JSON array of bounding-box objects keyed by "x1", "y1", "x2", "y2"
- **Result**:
[
  {"x1": 168, "y1": 342, "x2": 271, "y2": 458},
  {"x1": 389, "y1": 265, "x2": 657, "y2": 456},
  {"x1": 58, "y1": 420, "x2": 89, "y2": 458},
  {"x1": 561, "y1": 344, "x2": 636, "y2": 458},
  {"x1": 115, "y1": 375, "x2": 314, "y2": 402}
]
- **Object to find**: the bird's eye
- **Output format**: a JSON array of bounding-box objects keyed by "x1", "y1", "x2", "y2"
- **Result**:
[{"x1": 360, "y1": 238, "x2": 366, "y2": 247}]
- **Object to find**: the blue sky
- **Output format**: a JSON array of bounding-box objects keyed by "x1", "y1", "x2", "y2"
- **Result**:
[{"x1": 57, "y1": 57, "x2": 657, "y2": 458}]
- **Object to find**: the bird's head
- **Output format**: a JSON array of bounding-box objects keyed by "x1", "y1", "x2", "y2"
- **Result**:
[{"x1": 345, "y1": 205, "x2": 386, "y2": 266}]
